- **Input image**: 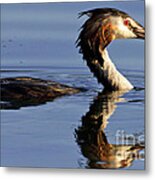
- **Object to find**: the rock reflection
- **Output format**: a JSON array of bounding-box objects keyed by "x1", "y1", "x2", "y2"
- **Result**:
[{"x1": 75, "y1": 90, "x2": 144, "y2": 169}]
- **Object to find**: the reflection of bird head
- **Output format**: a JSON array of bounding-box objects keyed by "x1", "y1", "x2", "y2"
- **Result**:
[{"x1": 75, "y1": 90, "x2": 144, "y2": 169}]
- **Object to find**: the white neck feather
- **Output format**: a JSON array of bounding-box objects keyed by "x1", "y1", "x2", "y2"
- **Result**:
[{"x1": 92, "y1": 49, "x2": 133, "y2": 91}]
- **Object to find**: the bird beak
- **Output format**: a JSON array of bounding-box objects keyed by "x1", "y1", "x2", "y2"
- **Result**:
[{"x1": 133, "y1": 25, "x2": 145, "y2": 39}]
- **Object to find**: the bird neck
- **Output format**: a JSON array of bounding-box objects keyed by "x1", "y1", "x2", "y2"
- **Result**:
[{"x1": 89, "y1": 48, "x2": 133, "y2": 91}]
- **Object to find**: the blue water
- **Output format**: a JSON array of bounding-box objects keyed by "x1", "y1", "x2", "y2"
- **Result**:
[{"x1": 0, "y1": 1, "x2": 145, "y2": 169}]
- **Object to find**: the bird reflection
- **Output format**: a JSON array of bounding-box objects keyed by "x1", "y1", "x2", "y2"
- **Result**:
[{"x1": 75, "y1": 90, "x2": 144, "y2": 169}]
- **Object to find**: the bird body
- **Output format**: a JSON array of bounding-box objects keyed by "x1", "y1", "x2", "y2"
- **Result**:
[{"x1": 77, "y1": 8, "x2": 145, "y2": 91}]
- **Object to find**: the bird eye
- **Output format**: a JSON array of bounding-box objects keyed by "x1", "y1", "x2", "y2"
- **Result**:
[{"x1": 124, "y1": 19, "x2": 130, "y2": 26}]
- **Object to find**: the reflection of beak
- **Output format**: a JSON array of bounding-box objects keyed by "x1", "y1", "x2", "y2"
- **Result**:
[{"x1": 133, "y1": 26, "x2": 145, "y2": 39}]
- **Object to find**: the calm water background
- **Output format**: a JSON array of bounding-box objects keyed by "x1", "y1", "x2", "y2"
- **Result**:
[{"x1": 1, "y1": 1, "x2": 145, "y2": 169}]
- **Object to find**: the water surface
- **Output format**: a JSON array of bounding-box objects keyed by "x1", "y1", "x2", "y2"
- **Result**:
[{"x1": 1, "y1": 1, "x2": 145, "y2": 169}]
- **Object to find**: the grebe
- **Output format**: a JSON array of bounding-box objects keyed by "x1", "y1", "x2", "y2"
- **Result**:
[
  {"x1": 76, "y1": 8, "x2": 145, "y2": 91},
  {"x1": 1, "y1": 8, "x2": 145, "y2": 109}
]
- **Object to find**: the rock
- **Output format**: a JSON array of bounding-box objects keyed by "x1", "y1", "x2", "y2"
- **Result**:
[{"x1": 0, "y1": 77, "x2": 82, "y2": 109}]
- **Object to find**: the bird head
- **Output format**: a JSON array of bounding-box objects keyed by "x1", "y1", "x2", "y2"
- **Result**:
[
  {"x1": 109, "y1": 15, "x2": 145, "y2": 40},
  {"x1": 77, "y1": 8, "x2": 145, "y2": 58}
]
